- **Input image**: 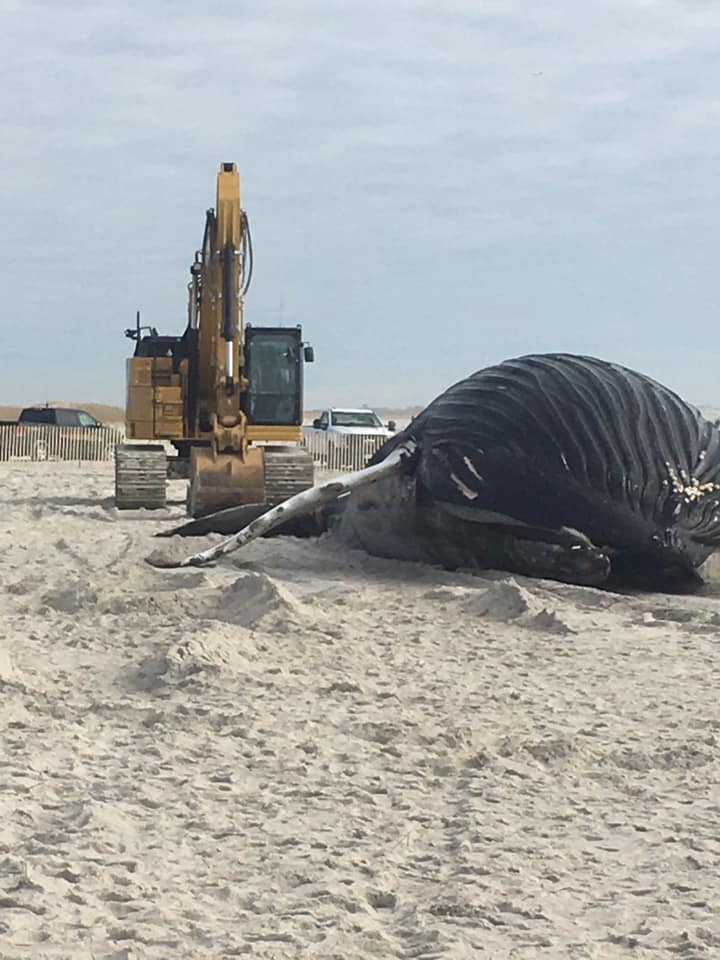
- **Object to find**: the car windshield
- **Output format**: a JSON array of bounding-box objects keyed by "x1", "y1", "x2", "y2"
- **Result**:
[
  {"x1": 331, "y1": 411, "x2": 382, "y2": 428},
  {"x1": 77, "y1": 412, "x2": 98, "y2": 427}
]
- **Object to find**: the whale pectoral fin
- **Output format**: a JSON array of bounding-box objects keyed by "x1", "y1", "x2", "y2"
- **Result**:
[
  {"x1": 158, "y1": 502, "x2": 275, "y2": 538},
  {"x1": 157, "y1": 501, "x2": 327, "y2": 539},
  {"x1": 147, "y1": 440, "x2": 417, "y2": 568},
  {"x1": 436, "y1": 501, "x2": 532, "y2": 527},
  {"x1": 501, "y1": 533, "x2": 611, "y2": 586},
  {"x1": 426, "y1": 499, "x2": 610, "y2": 586},
  {"x1": 436, "y1": 500, "x2": 593, "y2": 546}
]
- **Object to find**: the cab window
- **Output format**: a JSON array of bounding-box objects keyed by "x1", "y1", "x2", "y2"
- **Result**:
[{"x1": 245, "y1": 331, "x2": 301, "y2": 425}]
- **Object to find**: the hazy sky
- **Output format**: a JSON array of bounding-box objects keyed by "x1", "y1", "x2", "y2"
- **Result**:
[{"x1": 3, "y1": 0, "x2": 720, "y2": 409}]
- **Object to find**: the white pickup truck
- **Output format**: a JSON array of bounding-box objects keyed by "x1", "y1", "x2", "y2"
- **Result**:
[
  {"x1": 305, "y1": 408, "x2": 397, "y2": 469},
  {"x1": 310, "y1": 407, "x2": 396, "y2": 438}
]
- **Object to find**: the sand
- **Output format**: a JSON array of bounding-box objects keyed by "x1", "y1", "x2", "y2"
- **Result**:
[{"x1": 1, "y1": 462, "x2": 720, "y2": 959}]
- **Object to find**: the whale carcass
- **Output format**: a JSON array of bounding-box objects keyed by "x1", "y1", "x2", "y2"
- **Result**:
[{"x1": 148, "y1": 353, "x2": 720, "y2": 591}]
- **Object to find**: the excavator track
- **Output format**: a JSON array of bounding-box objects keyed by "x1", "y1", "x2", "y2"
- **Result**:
[
  {"x1": 115, "y1": 444, "x2": 168, "y2": 510},
  {"x1": 264, "y1": 446, "x2": 315, "y2": 503}
]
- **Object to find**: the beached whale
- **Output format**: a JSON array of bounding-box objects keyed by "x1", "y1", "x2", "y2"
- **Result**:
[{"x1": 148, "y1": 354, "x2": 720, "y2": 591}]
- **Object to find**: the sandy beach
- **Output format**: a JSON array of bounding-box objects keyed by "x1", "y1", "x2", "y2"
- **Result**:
[{"x1": 2, "y1": 462, "x2": 720, "y2": 959}]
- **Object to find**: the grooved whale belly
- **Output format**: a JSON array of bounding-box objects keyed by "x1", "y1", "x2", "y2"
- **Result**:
[{"x1": 360, "y1": 353, "x2": 720, "y2": 590}]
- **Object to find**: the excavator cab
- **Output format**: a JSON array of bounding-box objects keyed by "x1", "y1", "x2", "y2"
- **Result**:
[
  {"x1": 115, "y1": 163, "x2": 316, "y2": 517},
  {"x1": 244, "y1": 325, "x2": 310, "y2": 426}
]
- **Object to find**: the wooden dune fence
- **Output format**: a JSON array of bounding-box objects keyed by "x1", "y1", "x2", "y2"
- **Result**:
[
  {"x1": 0, "y1": 425, "x2": 126, "y2": 463},
  {"x1": 0, "y1": 424, "x2": 387, "y2": 473},
  {"x1": 301, "y1": 430, "x2": 388, "y2": 472}
]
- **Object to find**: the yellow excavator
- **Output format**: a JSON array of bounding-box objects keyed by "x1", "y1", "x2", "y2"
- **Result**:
[{"x1": 115, "y1": 162, "x2": 315, "y2": 517}]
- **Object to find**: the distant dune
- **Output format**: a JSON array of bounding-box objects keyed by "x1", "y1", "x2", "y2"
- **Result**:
[
  {"x1": 0, "y1": 401, "x2": 126, "y2": 423},
  {"x1": 0, "y1": 402, "x2": 425, "y2": 429}
]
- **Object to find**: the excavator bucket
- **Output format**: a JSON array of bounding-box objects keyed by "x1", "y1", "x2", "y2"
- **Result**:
[
  {"x1": 187, "y1": 446, "x2": 265, "y2": 517},
  {"x1": 187, "y1": 444, "x2": 314, "y2": 518}
]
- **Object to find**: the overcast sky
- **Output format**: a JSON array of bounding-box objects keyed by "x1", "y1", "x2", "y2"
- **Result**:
[{"x1": 2, "y1": 0, "x2": 720, "y2": 409}]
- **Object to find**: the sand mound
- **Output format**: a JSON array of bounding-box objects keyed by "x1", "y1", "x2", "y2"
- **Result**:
[
  {"x1": 40, "y1": 581, "x2": 99, "y2": 614},
  {"x1": 129, "y1": 572, "x2": 305, "y2": 689},
  {"x1": 424, "y1": 578, "x2": 575, "y2": 633},
  {"x1": 31, "y1": 567, "x2": 305, "y2": 632},
  {"x1": 210, "y1": 570, "x2": 303, "y2": 628},
  {"x1": 161, "y1": 630, "x2": 254, "y2": 686},
  {"x1": 468, "y1": 579, "x2": 538, "y2": 619}
]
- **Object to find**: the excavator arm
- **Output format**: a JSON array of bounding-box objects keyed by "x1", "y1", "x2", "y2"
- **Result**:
[
  {"x1": 194, "y1": 162, "x2": 248, "y2": 443},
  {"x1": 188, "y1": 162, "x2": 265, "y2": 513}
]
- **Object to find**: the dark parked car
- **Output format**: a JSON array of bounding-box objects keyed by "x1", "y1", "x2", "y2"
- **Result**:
[
  {"x1": 17, "y1": 407, "x2": 103, "y2": 428},
  {"x1": 0, "y1": 407, "x2": 121, "y2": 461}
]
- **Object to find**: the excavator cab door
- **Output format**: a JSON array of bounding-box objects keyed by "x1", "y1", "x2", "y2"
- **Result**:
[{"x1": 243, "y1": 326, "x2": 306, "y2": 426}]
